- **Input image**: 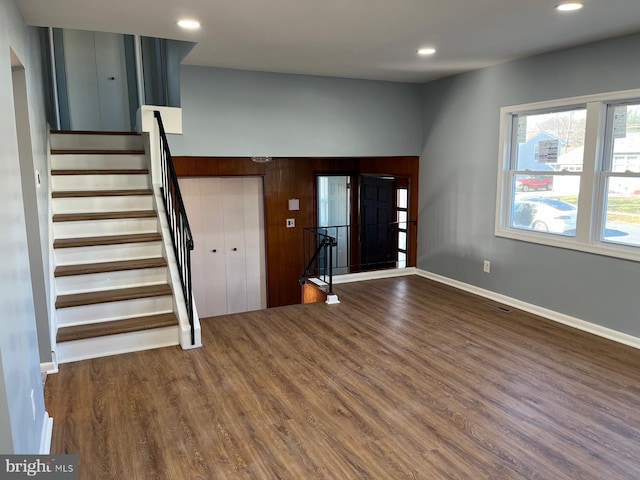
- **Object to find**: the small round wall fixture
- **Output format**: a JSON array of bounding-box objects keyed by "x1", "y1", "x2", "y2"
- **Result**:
[{"x1": 251, "y1": 156, "x2": 272, "y2": 164}]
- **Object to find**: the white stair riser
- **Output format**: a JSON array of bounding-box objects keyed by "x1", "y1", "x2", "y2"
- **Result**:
[
  {"x1": 53, "y1": 195, "x2": 154, "y2": 213},
  {"x1": 56, "y1": 267, "x2": 168, "y2": 295},
  {"x1": 56, "y1": 295, "x2": 173, "y2": 327},
  {"x1": 56, "y1": 326, "x2": 179, "y2": 364},
  {"x1": 54, "y1": 242, "x2": 163, "y2": 265},
  {"x1": 53, "y1": 217, "x2": 158, "y2": 238},
  {"x1": 51, "y1": 154, "x2": 147, "y2": 170},
  {"x1": 52, "y1": 174, "x2": 150, "y2": 191},
  {"x1": 51, "y1": 134, "x2": 142, "y2": 151}
]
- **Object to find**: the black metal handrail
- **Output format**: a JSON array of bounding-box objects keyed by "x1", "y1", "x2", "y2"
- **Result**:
[
  {"x1": 154, "y1": 110, "x2": 195, "y2": 345},
  {"x1": 302, "y1": 220, "x2": 417, "y2": 281},
  {"x1": 299, "y1": 230, "x2": 338, "y2": 295}
]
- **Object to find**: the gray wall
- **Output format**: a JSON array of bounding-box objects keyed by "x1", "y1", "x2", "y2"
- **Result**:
[
  {"x1": 0, "y1": 0, "x2": 51, "y2": 453},
  {"x1": 169, "y1": 66, "x2": 423, "y2": 157},
  {"x1": 419, "y1": 33, "x2": 640, "y2": 337}
]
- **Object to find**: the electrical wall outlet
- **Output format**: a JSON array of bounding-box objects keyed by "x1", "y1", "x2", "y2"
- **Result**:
[
  {"x1": 483, "y1": 260, "x2": 491, "y2": 273},
  {"x1": 286, "y1": 218, "x2": 295, "y2": 228}
]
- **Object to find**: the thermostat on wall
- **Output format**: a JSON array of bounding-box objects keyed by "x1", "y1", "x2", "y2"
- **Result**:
[{"x1": 288, "y1": 198, "x2": 300, "y2": 211}]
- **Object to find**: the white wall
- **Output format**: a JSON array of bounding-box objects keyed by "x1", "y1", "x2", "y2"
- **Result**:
[
  {"x1": 419, "y1": 32, "x2": 640, "y2": 338},
  {"x1": 0, "y1": 0, "x2": 51, "y2": 454},
  {"x1": 168, "y1": 65, "x2": 423, "y2": 157}
]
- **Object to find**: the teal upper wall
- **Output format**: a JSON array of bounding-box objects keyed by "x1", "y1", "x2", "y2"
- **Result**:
[{"x1": 168, "y1": 66, "x2": 424, "y2": 157}]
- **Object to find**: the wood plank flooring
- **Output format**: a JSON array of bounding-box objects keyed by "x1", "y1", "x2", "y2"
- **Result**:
[{"x1": 44, "y1": 275, "x2": 640, "y2": 479}]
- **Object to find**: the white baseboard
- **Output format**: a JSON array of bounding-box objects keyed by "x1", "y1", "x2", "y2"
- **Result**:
[
  {"x1": 416, "y1": 269, "x2": 640, "y2": 351},
  {"x1": 39, "y1": 412, "x2": 53, "y2": 454},
  {"x1": 332, "y1": 267, "x2": 416, "y2": 285}
]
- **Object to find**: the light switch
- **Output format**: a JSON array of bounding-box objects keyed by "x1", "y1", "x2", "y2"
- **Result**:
[{"x1": 286, "y1": 218, "x2": 295, "y2": 228}]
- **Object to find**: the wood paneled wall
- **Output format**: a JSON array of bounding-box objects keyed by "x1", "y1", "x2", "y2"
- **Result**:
[{"x1": 174, "y1": 156, "x2": 419, "y2": 308}]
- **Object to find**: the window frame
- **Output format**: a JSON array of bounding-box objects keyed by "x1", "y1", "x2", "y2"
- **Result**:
[{"x1": 495, "y1": 88, "x2": 640, "y2": 263}]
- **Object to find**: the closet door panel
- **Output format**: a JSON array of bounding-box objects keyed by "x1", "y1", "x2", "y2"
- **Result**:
[
  {"x1": 222, "y1": 178, "x2": 249, "y2": 314},
  {"x1": 178, "y1": 178, "x2": 207, "y2": 318},
  {"x1": 202, "y1": 178, "x2": 228, "y2": 317},
  {"x1": 242, "y1": 178, "x2": 267, "y2": 311}
]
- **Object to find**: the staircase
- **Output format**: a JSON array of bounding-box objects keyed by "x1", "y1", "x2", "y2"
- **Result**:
[{"x1": 50, "y1": 131, "x2": 180, "y2": 363}]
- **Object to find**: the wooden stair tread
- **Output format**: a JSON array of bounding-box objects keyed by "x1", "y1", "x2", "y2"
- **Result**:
[
  {"x1": 51, "y1": 169, "x2": 149, "y2": 175},
  {"x1": 51, "y1": 149, "x2": 145, "y2": 155},
  {"x1": 56, "y1": 284, "x2": 172, "y2": 309},
  {"x1": 51, "y1": 130, "x2": 140, "y2": 136},
  {"x1": 53, "y1": 210, "x2": 157, "y2": 222},
  {"x1": 56, "y1": 313, "x2": 177, "y2": 342},
  {"x1": 54, "y1": 232, "x2": 161, "y2": 249},
  {"x1": 55, "y1": 258, "x2": 167, "y2": 277},
  {"x1": 52, "y1": 189, "x2": 153, "y2": 198}
]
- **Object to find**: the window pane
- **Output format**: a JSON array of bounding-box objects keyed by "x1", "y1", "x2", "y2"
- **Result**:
[
  {"x1": 602, "y1": 177, "x2": 640, "y2": 247},
  {"x1": 397, "y1": 211, "x2": 407, "y2": 223},
  {"x1": 515, "y1": 109, "x2": 586, "y2": 172},
  {"x1": 398, "y1": 252, "x2": 407, "y2": 269},
  {"x1": 511, "y1": 176, "x2": 579, "y2": 236},
  {"x1": 397, "y1": 188, "x2": 408, "y2": 208},
  {"x1": 398, "y1": 231, "x2": 407, "y2": 250},
  {"x1": 609, "y1": 104, "x2": 640, "y2": 173}
]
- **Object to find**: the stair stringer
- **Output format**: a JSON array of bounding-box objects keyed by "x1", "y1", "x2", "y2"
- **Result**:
[{"x1": 152, "y1": 184, "x2": 201, "y2": 350}]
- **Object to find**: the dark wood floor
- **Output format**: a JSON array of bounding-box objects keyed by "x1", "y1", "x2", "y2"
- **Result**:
[{"x1": 45, "y1": 276, "x2": 640, "y2": 479}]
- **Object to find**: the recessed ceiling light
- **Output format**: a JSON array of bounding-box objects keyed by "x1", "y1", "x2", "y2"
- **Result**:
[
  {"x1": 418, "y1": 47, "x2": 436, "y2": 56},
  {"x1": 177, "y1": 19, "x2": 201, "y2": 29},
  {"x1": 555, "y1": 2, "x2": 584, "y2": 11}
]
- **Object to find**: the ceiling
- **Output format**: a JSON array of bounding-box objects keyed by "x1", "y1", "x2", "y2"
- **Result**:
[{"x1": 16, "y1": 0, "x2": 640, "y2": 83}]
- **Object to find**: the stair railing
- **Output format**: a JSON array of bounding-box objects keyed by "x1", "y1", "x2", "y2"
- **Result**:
[
  {"x1": 154, "y1": 110, "x2": 195, "y2": 345},
  {"x1": 299, "y1": 229, "x2": 338, "y2": 295},
  {"x1": 302, "y1": 220, "x2": 417, "y2": 277}
]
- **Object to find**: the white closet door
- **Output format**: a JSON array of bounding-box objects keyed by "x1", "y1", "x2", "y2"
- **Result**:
[
  {"x1": 242, "y1": 178, "x2": 267, "y2": 311},
  {"x1": 202, "y1": 178, "x2": 228, "y2": 317},
  {"x1": 179, "y1": 176, "x2": 266, "y2": 317},
  {"x1": 94, "y1": 32, "x2": 131, "y2": 132},
  {"x1": 63, "y1": 30, "x2": 130, "y2": 131},
  {"x1": 222, "y1": 178, "x2": 249, "y2": 314},
  {"x1": 179, "y1": 178, "x2": 207, "y2": 318},
  {"x1": 63, "y1": 29, "x2": 101, "y2": 131}
]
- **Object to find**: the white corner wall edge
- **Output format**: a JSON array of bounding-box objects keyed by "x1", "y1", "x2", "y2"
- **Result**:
[
  {"x1": 39, "y1": 411, "x2": 53, "y2": 454},
  {"x1": 138, "y1": 105, "x2": 182, "y2": 134},
  {"x1": 138, "y1": 106, "x2": 182, "y2": 189},
  {"x1": 153, "y1": 186, "x2": 202, "y2": 350},
  {"x1": 416, "y1": 269, "x2": 640, "y2": 351}
]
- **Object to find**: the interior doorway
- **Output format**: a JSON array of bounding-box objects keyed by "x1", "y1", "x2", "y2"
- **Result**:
[
  {"x1": 317, "y1": 175, "x2": 351, "y2": 274},
  {"x1": 316, "y1": 174, "x2": 410, "y2": 273}
]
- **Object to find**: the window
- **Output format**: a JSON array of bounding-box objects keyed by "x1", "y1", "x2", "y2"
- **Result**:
[
  {"x1": 601, "y1": 103, "x2": 640, "y2": 248},
  {"x1": 496, "y1": 89, "x2": 640, "y2": 262},
  {"x1": 396, "y1": 187, "x2": 408, "y2": 268}
]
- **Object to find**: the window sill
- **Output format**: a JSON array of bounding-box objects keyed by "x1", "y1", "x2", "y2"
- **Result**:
[{"x1": 495, "y1": 228, "x2": 640, "y2": 263}]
